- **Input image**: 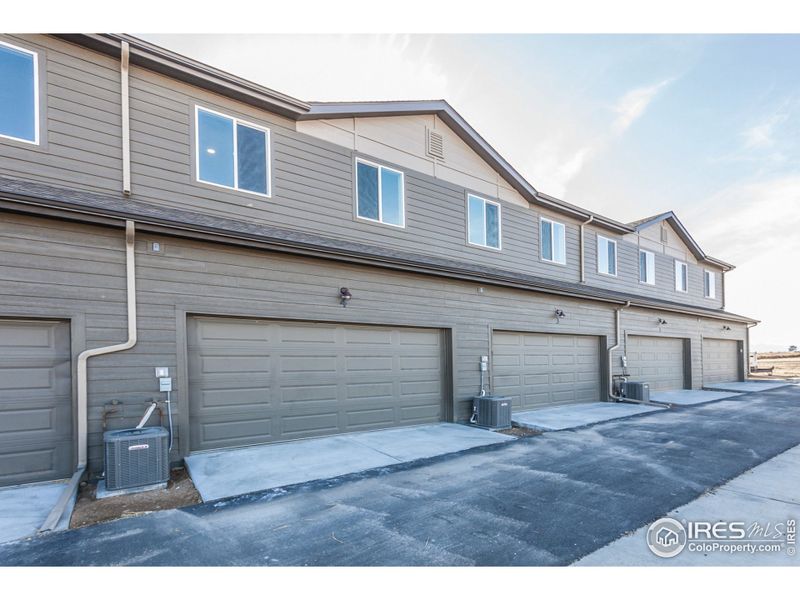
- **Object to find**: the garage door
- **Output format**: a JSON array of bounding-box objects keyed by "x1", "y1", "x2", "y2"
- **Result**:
[
  {"x1": 491, "y1": 332, "x2": 602, "y2": 410},
  {"x1": 703, "y1": 338, "x2": 741, "y2": 385},
  {"x1": 626, "y1": 335, "x2": 685, "y2": 391},
  {"x1": 187, "y1": 317, "x2": 444, "y2": 451},
  {"x1": 0, "y1": 320, "x2": 73, "y2": 487}
]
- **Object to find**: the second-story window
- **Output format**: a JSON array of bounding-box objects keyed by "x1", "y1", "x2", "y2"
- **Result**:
[
  {"x1": 639, "y1": 249, "x2": 655, "y2": 285},
  {"x1": 355, "y1": 159, "x2": 405, "y2": 227},
  {"x1": 704, "y1": 270, "x2": 716, "y2": 298},
  {"x1": 0, "y1": 40, "x2": 39, "y2": 145},
  {"x1": 541, "y1": 218, "x2": 566, "y2": 264},
  {"x1": 467, "y1": 194, "x2": 501, "y2": 250},
  {"x1": 195, "y1": 106, "x2": 271, "y2": 196},
  {"x1": 597, "y1": 235, "x2": 617, "y2": 276},
  {"x1": 675, "y1": 260, "x2": 689, "y2": 292}
]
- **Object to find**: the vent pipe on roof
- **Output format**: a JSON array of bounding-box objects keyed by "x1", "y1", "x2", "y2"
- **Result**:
[{"x1": 39, "y1": 220, "x2": 138, "y2": 532}]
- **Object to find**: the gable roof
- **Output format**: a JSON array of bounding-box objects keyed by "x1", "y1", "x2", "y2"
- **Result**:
[
  {"x1": 299, "y1": 101, "x2": 632, "y2": 233},
  {"x1": 54, "y1": 34, "x2": 731, "y2": 264},
  {"x1": 56, "y1": 34, "x2": 631, "y2": 235},
  {"x1": 628, "y1": 211, "x2": 735, "y2": 271}
]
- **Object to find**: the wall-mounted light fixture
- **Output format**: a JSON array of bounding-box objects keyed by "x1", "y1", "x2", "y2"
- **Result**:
[
  {"x1": 658, "y1": 318, "x2": 668, "y2": 326},
  {"x1": 339, "y1": 287, "x2": 352, "y2": 308},
  {"x1": 555, "y1": 308, "x2": 566, "y2": 323},
  {"x1": 722, "y1": 325, "x2": 732, "y2": 331}
]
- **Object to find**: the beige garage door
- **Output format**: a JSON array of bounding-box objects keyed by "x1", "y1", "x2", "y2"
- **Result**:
[
  {"x1": 703, "y1": 338, "x2": 741, "y2": 385},
  {"x1": 626, "y1": 335, "x2": 685, "y2": 391},
  {"x1": 491, "y1": 331, "x2": 602, "y2": 410},
  {"x1": 0, "y1": 320, "x2": 73, "y2": 487},
  {"x1": 187, "y1": 316, "x2": 444, "y2": 452}
]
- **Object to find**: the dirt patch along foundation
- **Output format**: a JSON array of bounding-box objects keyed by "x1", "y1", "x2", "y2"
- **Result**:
[{"x1": 70, "y1": 468, "x2": 201, "y2": 529}]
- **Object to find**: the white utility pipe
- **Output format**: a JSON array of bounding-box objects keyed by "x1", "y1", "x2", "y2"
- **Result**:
[
  {"x1": 607, "y1": 301, "x2": 630, "y2": 401},
  {"x1": 608, "y1": 301, "x2": 670, "y2": 407},
  {"x1": 579, "y1": 215, "x2": 594, "y2": 283},
  {"x1": 40, "y1": 220, "x2": 138, "y2": 532}
]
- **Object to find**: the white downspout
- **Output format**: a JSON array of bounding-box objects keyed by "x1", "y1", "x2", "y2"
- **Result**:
[
  {"x1": 607, "y1": 301, "x2": 630, "y2": 401},
  {"x1": 40, "y1": 220, "x2": 138, "y2": 532},
  {"x1": 580, "y1": 215, "x2": 594, "y2": 284},
  {"x1": 608, "y1": 301, "x2": 671, "y2": 407}
]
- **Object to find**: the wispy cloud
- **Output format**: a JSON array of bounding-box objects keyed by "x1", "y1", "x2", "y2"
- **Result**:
[
  {"x1": 742, "y1": 111, "x2": 787, "y2": 149},
  {"x1": 687, "y1": 176, "x2": 800, "y2": 350},
  {"x1": 527, "y1": 78, "x2": 675, "y2": 197},
  {"x1": 612, "y1": 79, "x2": 674, "y2": 134}
]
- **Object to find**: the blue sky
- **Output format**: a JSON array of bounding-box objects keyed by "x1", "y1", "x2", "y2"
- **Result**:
[{"x1": 143, "y1": 34, "x2": 800, "y2": 350}]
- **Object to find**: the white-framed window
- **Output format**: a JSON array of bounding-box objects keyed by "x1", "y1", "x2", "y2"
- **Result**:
[
  {"x1": 704, "y1": 270, "x2": 716, "y2": 299},
  {"x1": 597, "y1": 235, "x2": 617, "y2": 276},
  {"x1": 540, "y1": 217, "x2": 566, "y2": 264},
  {"x1": 0, "y1": 40, "x2": 39, "y2": 145},
  {"x1": 675, "y1": 260, "x2": 689, "y2": 292},
  {"x1": 355, "y1": 158, "x2": 405, "y2": 228},
  {"x1": 195, "y1": 106, "x2": 271, "y2": 197},
  {"x1": 467, "y1": 194, "x2": 501, "y2": 250},
  {"x1": 639, "y1": 249, "x2": 655, "y2": 285}
]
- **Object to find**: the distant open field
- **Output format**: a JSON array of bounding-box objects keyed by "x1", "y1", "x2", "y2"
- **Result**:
[{"x1": 751, "y1": 352, "x2": 800, "y2": 379}]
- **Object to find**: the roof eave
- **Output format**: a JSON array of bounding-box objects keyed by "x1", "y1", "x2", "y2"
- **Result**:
[
  {"x1": 631, "y1": 211, "x2": 735, "y2": 271},
  {"x1": 303, "y1": 101, "x2": 633, "y2": 234},
  {"x1": 54, "y1": 34, "x2": 310, "y2": 119}
]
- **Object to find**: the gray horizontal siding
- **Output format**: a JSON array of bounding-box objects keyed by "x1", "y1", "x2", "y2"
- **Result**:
[
  {"x1": 583, "y1": 227, "x2": 724, "y2": 310},
  {"x1": 0, "y1": 35, "x2": 122, "y2": 196},
  {"x1": 2, "y1": 34, "x2": 728, "y2": 314},
  {"x1": 0, "y1": 213, "x2": 746, "y2": 475}
]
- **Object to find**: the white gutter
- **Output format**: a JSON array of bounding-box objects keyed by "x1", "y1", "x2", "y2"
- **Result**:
[
  {"x1": 40, "y1": 220, "x2": 138, "y2": 532},
  {"x1": 579, "y1": 215, "x2": 594, "y2": 283}
]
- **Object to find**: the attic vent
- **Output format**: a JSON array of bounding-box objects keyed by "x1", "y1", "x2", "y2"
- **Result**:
[
  {"x1": 661, "y1": 225, "x2": 669, "y2": 243},
  {"x1": 426, "y1": 129, "x2": 445, "y2": 160}
]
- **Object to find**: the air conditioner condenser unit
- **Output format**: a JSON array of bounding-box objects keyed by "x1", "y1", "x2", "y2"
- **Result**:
[
  {"x1": 471, "y1": 395, "x2": 512, "y2": 430},
  {"x1": 103, "y1": 426, "x2": 169, "y2": 491},
  {"x1": 622, "y1": 381, "x2": 651, "y2": 402}
]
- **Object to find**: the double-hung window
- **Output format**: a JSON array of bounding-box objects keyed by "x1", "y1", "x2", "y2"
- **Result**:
[
  {"x1": 355, "y1": 159, "x2": 405, "y2": 227},
  {"x1": 195, "y1": 106, "x2": 271, "y2": 196},
  {"x1": 597, "y1": 235, "x2": 617, "y2": 276},
  {"x1": 467, "y1": 194, "x2": 501, "y2": 250},
  {"x1": 0, "y1": 40, "x2": 39, "y2": 144},
  {"x1": 639, "y1": 249, "x2": 655, "y2": 285},
  {"x1": 541, "y1": 218, "x2": 566, "y2": 264},
  {"x1": 675, "y1": 260, "x2": 689, "y2": 292},
  {"x1": 704, "y1": 270, "x2": 716, "y2": 298}
]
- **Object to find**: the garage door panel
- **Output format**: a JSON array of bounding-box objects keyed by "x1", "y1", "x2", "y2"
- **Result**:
[
  {"x1": 703, "y1": 338, "x2": 740, "y2": 385},
  {"x1": 0, "y1": 440, "x2": 73, "y2": 485},
  {"x1": 192, "y1": 387, "x2": 272, "y2": 411},
  {"x1": 188, "y1": 317, "x2": 443, "y2": 451},
  {"x1": 281, "y1": 324, "x2": 338, "y2": 344},
  {"x1": 626, "y1": 335, "x2": 685, "y2": 391},
  {"x1": 492, "y1": 331, "x2": 601, "y2": 410},
  {"x1": 280, "y1": 383, "x2": 339, "y2": 404},
  {"x1": 199, "y1": 416, "x2": 274, "y2": 446},
  {"x1": 0, "y1": 320, "x2": 73, "y2": 486}
]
